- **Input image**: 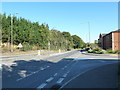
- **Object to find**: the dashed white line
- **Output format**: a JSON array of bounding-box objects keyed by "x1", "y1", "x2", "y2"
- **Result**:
[
  {"x1": 56, "y1": 78, "x2": 64, "y2": 84},
  {"x1": 16, "y1": 70, "x2": 41, "y2": 81},
  {"x1": 46, "y1": 77, "x2": 54, "y2": 83},
  {"x1": 47, "y1": 66, "x2": 50, "y2": 68},
  {"x1": 16, "y1": 78, "x2": 24, "y2": 81},
  {"x1": 64, "y1": 66, "x2": 67, "y2": 68},
  {"x1": 63, "y1": 74, "x2": 67, "y2": 78},
  {"x1": 40, "y1": 67, "x2": 46, "y2": 70},
  {"x1": 37, "y1": 83, "x2": 47, "y2": 88},
  {"x1": 54, "y1": 73, "x2": 58, "y2": 76}
]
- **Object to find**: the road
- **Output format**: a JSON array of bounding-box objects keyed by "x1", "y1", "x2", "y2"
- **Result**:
[{"x1": 1, "y1": 50, "x2": 119, "y2": 89}]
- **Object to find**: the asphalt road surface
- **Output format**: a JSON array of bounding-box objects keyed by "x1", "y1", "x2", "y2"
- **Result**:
[{"x1": 1, "y1": 50, "x2": 119, "y2": 89}]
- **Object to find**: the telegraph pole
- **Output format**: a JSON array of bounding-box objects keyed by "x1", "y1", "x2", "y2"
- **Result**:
[
  {"x1": 10, "y1": 13, "x2": 19, "y2": 52},
  {"x1": 10, "y1": 14, "x2": 13, "y2": 52},
  {"x1": 88, "y1": 22, "x2": 91, "y2": 44}
]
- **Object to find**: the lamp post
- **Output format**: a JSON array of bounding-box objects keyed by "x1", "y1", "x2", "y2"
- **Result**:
[
  {"x1": 88, "y1": 22, "x2": 91, "y2": 44},
  {"x1": 10, "y1": 13, "x2": 19, "y2": 52},
  {"x1": 80, "y1": 22, "x2": 91, "y2": 44}
]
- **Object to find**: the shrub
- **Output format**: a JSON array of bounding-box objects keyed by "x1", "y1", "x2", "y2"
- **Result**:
[
  {"x1": 118, "y1": 51, "x2": 120, "y2": 54},
  {"x1": 2, "y1": 47, "x2": 10, "y2": 53},
  {"x1": 115, "y1": 50, "x2": 120, "y2": 54},
  {"x1": 88, "y1": 47, "x2": 104, "y2": 54},
  {"x1": 106, "y1": 49, "x2": 116, "y2": 54},
  {"x1": 88, "y1": 49, "x2": 93, "y2": 53},
  {"x1": 20, "y1": 42, "x2": 32, "y2": 51},
  {"x1": 92, "y1": 48, "x2": 103, "y2": 54}
]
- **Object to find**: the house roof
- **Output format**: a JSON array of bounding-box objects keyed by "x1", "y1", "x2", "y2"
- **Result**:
[{"x1": 112, "y1": 29, "x2": 120, "y2": 33}]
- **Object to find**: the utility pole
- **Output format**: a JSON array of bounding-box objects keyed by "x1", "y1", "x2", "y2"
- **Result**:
[
  {"x1": 10, "y1": 13, "x2": 19, "y2": 52},
  {"x1": 88, "y1": 22, "x2": 91, "y2": 44},
  {"x1": 10, "y1": 14, "x2": 13, "y2": 52}
]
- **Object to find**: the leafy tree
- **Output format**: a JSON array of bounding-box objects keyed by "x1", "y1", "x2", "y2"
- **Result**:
[
  {"x1": 1, "y1": 13, "x2": 85, "y2": 51},
  {"x1": 72, "y1": 35, "x2": 85, "y2": 49}
]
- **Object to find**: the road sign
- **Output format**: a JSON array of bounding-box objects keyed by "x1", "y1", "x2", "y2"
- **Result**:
[
  {"x1": 48, "y1": 42, "x2": 50, "y2": 46},
  {"x1": 17, "y1": 43, "x2": 23, "y2": 48}
]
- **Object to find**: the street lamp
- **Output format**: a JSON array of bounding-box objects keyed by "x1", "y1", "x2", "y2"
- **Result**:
[
  {"x1": 80, "y1": 22, "x2": 91, "y2": 44},
  {"x1": 10, "y1": 13, "x2": 19, "y2": 52},
  {"x1": 88, "y1": 22, "x2": 91, "y2": 44}
]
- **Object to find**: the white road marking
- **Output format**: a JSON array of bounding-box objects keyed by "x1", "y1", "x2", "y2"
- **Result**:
[
  {"x1": 17, "y1": 70, "x2": 41, "y2": 81},
  {"x1": 54, "y1": 73, "x2": 58, "y2": 76},
  {"x1": 89, "y1": 58, "x2": 94, "y2": 59},
  {"x1": 47, "y1": 66, "x2": 50, "y2": 68},
  {"x1": 64, "y1": 66, "x2": 67, "y2": 68},
  {"x1": 74, "y1": 59, "x2": 87, "y2": 61},
  {"x1": 56, "y1": 78, "x2": 64, "y2": 84},
  {"x1": 100, "y1": 60, "x2": 106, "y2": 62},
  {"x1": 60, "y1": 63, "x2": 106, "y2": 89},
  {"x1": 40, "y1": 67, "x2": 46, "y2": 70},
  {"x1": 37, "y1": 83, "x2": 47, "y2": 88},
  {"x1": 16, "y1": 78, "x2": 24, "y2": 81},
  {"x1": 67, "y1": 71, "x2": 70, "y2": 74},
  {"x1": 63, "y1": 74, "x2": 67, "y2": 77},
  {"x1": 46, "y1": 77, "x2": 54, "y2": 82}
]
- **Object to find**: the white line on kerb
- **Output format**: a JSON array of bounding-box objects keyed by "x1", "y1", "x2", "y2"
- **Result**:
[
  {"x1": 37, "y1": 83, "x2": 47, "y2": 88},
  {"x1": 56, "y1": 78, "x2": 64, "y2": 84},
  {"x1": 46, "y1": 77, "x2": 54, "y2": 82}
]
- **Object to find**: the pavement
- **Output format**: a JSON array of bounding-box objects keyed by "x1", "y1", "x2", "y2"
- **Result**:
[
  {"x1": 1, "y1": 50, "x2": 119, "y2": 89},
  {"x1": 1, "y1": 50, "x2": 74, "y2": 66}
]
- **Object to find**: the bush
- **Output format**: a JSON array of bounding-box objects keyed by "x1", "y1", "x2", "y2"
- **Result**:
[
  {"x1": 88, "y1": 49, "x2": 93, "y2": 53},
  {"x1": 118, "y1": 51, "x2": 120, "y2": 54},
  {"x1": 88, "y1": 47, "x2": 104, "y2": 54},
  {"x1": 20, "y1": 42, "x2": 32, "y2": 51},
  {"x1": 115, "y1": 50, "x2": 120, "y2": 54},
  {"x1": 2, "y1": 47, "x2": 10, "y2": 53},
  {"x1": 106, "y1": 49, "x2": 116, "y2": 54},
  {"x1": 105, "y1": 49, "x2": 120, "y2": 54}
]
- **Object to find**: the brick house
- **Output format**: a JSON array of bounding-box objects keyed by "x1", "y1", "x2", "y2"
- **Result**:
[
  {"x1": 98, "y1": 34, "x2": 106, "y2": 48},
  {"x1": 98, "y1": 30, "x2": 120, "y2": 51}
]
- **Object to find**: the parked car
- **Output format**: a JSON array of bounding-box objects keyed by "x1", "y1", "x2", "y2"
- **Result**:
[{"x1": 67, "y1": 48, "x2": 71, "y2": 51}]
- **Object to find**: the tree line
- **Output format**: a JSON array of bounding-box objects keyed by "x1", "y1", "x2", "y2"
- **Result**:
[{"x1": 1, "y1": 13, "x2": 85, "y2": 51}]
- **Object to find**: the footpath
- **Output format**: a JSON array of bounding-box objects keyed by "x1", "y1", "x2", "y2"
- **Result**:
[{"x1": 1, "y1": 50, "x2": 75, "y2": 66}]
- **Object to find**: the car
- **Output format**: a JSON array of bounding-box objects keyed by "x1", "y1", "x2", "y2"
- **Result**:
[{"x1": 67, "y1": 48, "x2": 71, "y2": 51}]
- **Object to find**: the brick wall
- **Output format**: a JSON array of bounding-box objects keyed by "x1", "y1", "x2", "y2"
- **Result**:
[
  {"x1": 103, "y1": 33, "x2": 112, "y2": 50},
  {"x1": 113, "y1": 32, "x2": 120, "y2": 51}
]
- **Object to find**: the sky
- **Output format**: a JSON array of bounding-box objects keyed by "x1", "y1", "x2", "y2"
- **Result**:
[{"x1": 2, "y1": 2, "x2": 118, "y2": 43}]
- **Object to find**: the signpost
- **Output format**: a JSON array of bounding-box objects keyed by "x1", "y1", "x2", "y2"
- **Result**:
[{"x1": 17, "y1": 43, "x2": 23, "y2": 49}]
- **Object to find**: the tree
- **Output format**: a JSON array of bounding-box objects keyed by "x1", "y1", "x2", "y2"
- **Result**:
[
  {"x1": 1, "y1": 13, "x2": 85, "y2": 51},
  {"x1": 72, "y1": 35, "x2": 85, "y2": 49}
]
